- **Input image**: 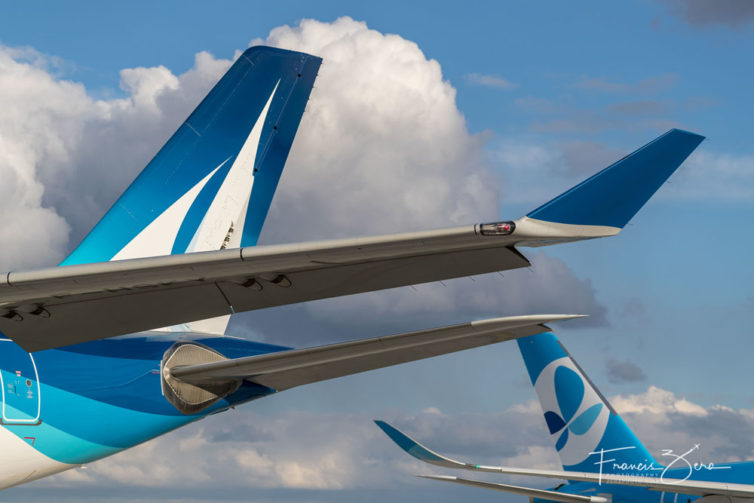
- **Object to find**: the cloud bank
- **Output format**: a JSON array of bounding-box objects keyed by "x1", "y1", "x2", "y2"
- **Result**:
[
  {"x1": 0, "y1": 17, "x2": 609, "y2": 337},
  {"x1": 255, "y1": 17, "x2": 499, "y2": 241},
  {"x1": 23, "y1": 385, "x2": 754, "y2": 497},
  {"x1": 0, "y1": 45, "x2": 233, "y2": 270}
]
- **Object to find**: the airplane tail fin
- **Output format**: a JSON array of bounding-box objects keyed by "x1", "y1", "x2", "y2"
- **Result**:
[
  {"x1": 514, "y1": 129, "x2": 704, "y2": 246},
  {"x1": 517, "y1": 333, "x2": 660, "y2": 474},
  {"x1": 62, "y1": 46, "x2": 320, "y2": 266},
  {"x1": 60, "y1": 46, "x2": 320, "y2": 334}
]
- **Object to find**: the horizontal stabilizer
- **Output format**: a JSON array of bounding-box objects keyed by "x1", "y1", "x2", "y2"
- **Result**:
[
  {"x1": 166, "y1": 315, "x2": 583, "y2": 394},
  {"x1": 420, "y1": 475, "x2": 607, "y2": 503},
  {"x1": 527, "y1": 129, "x2": 704, "y2": 229}
]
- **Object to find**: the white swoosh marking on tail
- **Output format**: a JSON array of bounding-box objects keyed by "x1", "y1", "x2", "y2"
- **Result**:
[
  {"x1": 186, "y1": 79, "x2": 280, "y2": 254},
  {"x1": 111, "y1": 159, "x2": 229, "y2": 261}
]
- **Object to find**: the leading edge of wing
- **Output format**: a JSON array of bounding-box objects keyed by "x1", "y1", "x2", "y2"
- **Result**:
[
  {"x1": 167, "y1": 314, "x2": 585, "y2": 392},
  {"x1": 0, "y1": 223, "x2": 535, "y2": 351}
]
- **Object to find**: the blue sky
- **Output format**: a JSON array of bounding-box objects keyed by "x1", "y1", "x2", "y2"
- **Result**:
[
  {"x1": 2, "y1": 0, "x2": 751, "y2": 152},
  {"x1": 1, "y1": 1, "x2": 754, "y2": 501}
]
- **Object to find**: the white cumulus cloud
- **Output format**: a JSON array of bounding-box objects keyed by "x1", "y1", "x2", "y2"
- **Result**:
[
  {"x1": 30, "y1": 385, "x2": 754, "y2": 496},
  {"x1": 0, "y1": 19, "x2": 611, "y2": 324},
  {"x1": 253, "y1": 17, "x2": 500, "y2": 242},
  {"x1": 465, "y1": 72, "x2": 517, "y2": 90},
  {"x1": 0, "y1": 46, "x2": 234, "y2": 270}
]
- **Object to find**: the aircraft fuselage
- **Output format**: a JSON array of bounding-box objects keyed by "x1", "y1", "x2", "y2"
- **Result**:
[{"x1": 0, "y1": 333, "x2": 285, "y2": 489}]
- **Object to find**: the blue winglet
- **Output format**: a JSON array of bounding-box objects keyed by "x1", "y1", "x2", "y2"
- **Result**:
[
  {"x1": 527, "y1": 129, "x2": 704, "y2": 229},
  {"x1": 374, "y1": 420, "x2": 444, "y2": 462}
]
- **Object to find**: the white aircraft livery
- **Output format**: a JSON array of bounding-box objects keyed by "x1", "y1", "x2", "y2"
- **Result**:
[{"x1": 0, "y1": 46, "x2": 704, "y2": 490}]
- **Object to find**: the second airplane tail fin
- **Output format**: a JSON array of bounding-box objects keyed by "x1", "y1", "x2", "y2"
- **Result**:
[{"x1": 517, "y1": 333, "x2": 660, "y2": 474}]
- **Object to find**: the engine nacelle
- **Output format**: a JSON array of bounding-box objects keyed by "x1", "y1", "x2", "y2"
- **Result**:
[{"x1": 160, "y1": 342, "x2": 239, "y2": 414}]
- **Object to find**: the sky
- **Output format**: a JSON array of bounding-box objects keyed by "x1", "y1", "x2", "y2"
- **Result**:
[{"x1": 1, "y1": 1, "x2": 754, "y2": 501}]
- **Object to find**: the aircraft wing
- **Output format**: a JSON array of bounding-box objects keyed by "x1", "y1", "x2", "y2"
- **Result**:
[
  {"x1": 376, "y1": 421, "x2": 754, "y2": 499},
  {"x1": 4, "y1": 225, "x2": 552, "y2": 352},
  {"x1": 0, "y1": 128, "x2": 704, "y2": 352},
  {"x1": 165, "y1": 314, "x2": 580, "y2": 392},
  {"x1": 419, "y1": 475, "x2": 608, "y2": 503}
]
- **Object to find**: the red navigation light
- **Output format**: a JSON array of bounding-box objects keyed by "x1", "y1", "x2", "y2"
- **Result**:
[{"x1": 479, "y1": 221, "x2": 516, "y2": 236}]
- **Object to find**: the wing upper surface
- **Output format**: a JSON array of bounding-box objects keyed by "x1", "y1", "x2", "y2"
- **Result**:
[
  {"x1": 0, "y1": 129, "x2": 706, "y2": 351},
  {"x1": 167, "y1": 314, "x2": 581, "y2": 391},
  {"x1": 1, "y1": 223, "x2": 534, "y2": 351}
]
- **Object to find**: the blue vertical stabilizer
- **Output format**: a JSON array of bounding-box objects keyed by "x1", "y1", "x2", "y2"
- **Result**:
[
  {"x1": 518, "y1": 333, "x2": 661, "y2": 474},
  {"x1": 63, "y1": 46, "x2": 321, "y2": 266}
]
